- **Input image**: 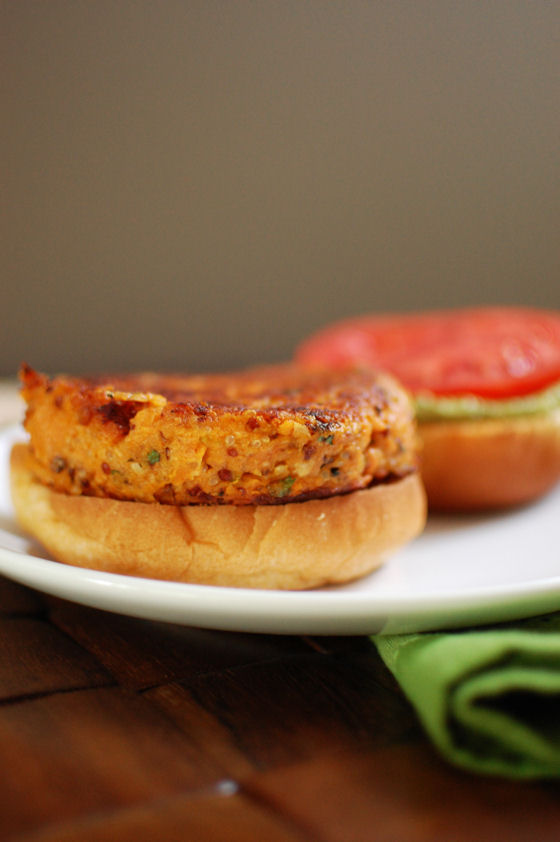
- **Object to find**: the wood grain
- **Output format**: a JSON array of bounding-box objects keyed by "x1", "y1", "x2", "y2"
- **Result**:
[
  {"x1": 243, "y1": 746, "x2": 560, "y2": 842},
  {"x1": 0, "y1": 618, "x2": 112, "y2": 701},
  {"x1": 0, "y1": 575, "x2": 558, "y2": 841}
]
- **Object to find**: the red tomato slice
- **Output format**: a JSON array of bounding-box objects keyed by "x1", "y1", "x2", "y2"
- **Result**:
[{"x1": 296, "y1": 308, "x2": 560, "y2": 399}]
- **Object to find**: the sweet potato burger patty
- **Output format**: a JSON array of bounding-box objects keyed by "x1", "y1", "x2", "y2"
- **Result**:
[{"x1": 20, "y1": 363, "x2": 418, "y2": 506}]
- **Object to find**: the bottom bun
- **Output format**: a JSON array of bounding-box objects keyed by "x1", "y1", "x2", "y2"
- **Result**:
[
  {"x1": 10, "y1": 444, "x2": 426, "y2": 590},
  {"x1": 419, "y1": 409, "x2": 560, "y2": 511}
]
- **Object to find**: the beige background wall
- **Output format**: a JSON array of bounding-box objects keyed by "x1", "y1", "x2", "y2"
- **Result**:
[{"x1": 3, "y1": 1, "x2": 559, "y2": 376}]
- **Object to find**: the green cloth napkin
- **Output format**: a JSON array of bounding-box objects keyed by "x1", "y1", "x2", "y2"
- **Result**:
[{"x1": 373, "y1": 613, "x2": 560, "y2": 779}]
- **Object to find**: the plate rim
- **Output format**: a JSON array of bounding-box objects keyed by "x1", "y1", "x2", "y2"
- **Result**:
[{"x1": 1, "y1": 541, "x2": 560, "y2": 636}]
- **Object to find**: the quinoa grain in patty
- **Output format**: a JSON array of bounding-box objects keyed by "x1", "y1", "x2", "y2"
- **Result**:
[{"x1": 20, "y1": 363, "x2": 419, "y2": 506}]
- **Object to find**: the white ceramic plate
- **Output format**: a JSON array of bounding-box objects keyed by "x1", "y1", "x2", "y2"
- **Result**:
[{"x1": 1, "y1": 425, "x2": 560, "y2": 635}]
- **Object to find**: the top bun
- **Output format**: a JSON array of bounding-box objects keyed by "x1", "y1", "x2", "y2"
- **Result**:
[{"x1": 419, "y1": 409, "x2": 560, "y2": 511}]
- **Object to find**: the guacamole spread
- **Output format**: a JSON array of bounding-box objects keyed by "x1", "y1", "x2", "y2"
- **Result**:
[{"x1": 415, "y1": 381, "x2": 560, "y2": 422}]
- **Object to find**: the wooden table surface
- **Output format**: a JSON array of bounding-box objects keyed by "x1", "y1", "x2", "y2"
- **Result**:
[
  {"x1": 1, "y1": 580, "x2": 560, "y2": 842},
  {"x1": 1, "y1": 385, "x2": 560, "y2": 840}
]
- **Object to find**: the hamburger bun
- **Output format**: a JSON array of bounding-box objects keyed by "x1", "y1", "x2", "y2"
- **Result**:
[
  {"x1": 11, "y1": 363, "x2": 426, "y2": 589},
  {"x1": 10, "y1": 443, "x2": 426, "y2": 589},
  {"x1": 418, "y1": 409, "x2": 560, "y2": 511}
]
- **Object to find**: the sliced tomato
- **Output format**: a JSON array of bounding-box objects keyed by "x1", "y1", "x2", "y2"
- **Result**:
[{"x1": 295, "y1": 307, "x2": 560, "y2": 399}]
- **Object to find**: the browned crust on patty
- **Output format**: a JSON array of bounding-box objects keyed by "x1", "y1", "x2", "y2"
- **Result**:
[{"x1": 20, "y1": 363, "x2": 419, "y2": 506}]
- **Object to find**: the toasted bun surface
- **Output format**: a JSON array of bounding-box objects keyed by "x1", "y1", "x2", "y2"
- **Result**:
[
  {"x1": 10, "y1": 443, "x2": 426, "y2": 590},
  {"x1": 419, "y1": 409, "x2": 560, "y2": 511}
]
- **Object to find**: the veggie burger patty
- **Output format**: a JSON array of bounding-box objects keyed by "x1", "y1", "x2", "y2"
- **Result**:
[{"x1": 20, "y1": 363, "x2": 418, "y2": 506}]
